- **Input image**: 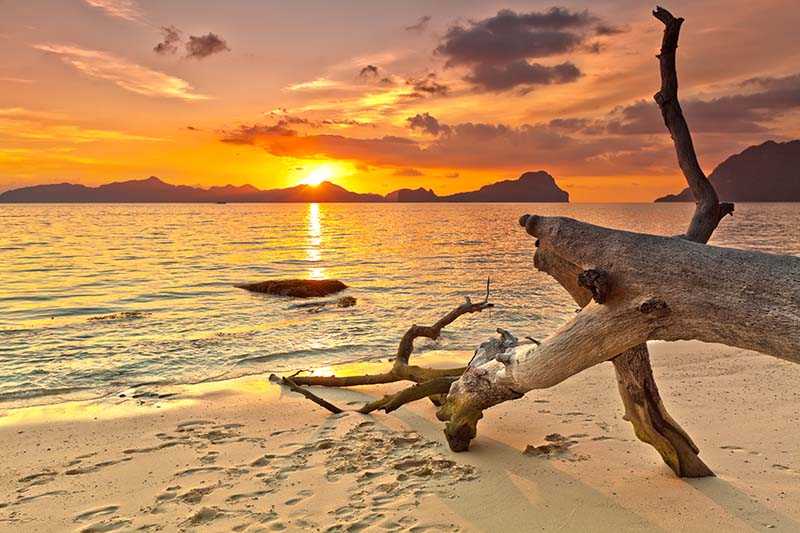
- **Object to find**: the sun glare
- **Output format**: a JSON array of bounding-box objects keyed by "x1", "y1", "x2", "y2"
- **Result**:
[{"x1": 302, "y1": 164, "x2": 335, "y2": 186}]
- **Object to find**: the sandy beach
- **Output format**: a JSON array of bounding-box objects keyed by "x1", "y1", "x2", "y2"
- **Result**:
[{"x1": 1, "y1": 340, "x2": 798, "y2": 532}]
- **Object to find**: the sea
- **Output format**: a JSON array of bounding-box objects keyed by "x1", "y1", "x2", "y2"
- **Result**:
[{"x1": 1, "y1": 203, "x2": 798, "y2": 406}]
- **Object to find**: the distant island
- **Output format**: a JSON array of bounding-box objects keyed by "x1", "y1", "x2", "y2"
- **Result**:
[
  {"x1": 0, "y1": 171, "x2": 569, "y2": 203},
  {"x1": 656, "y1": 140, "x2": 800, "y2": 202}
]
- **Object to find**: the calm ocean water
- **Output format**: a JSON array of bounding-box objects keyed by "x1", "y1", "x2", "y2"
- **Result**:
[{"x1": 1, "y1": 203, "x2": 798, "y2": 406}]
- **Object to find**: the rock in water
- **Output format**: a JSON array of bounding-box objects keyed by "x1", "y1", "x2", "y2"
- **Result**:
[
  {"x1": 235, "y1": 279, "x2": 347, "y2": 298},
  {"x1": 336, "y1": 296, "x2": 357, "y2": 308}
]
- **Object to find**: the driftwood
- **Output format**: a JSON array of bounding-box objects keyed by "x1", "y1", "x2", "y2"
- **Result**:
[
  {"x1": 438, "y1": 216, "x2": 800, "y2": 448},
  {"x1": 436, "y1": 7, "x2": 800, "y2": 466},
  {"x1": 274, "y1": 279, "x2": 493, "y2": 415}
]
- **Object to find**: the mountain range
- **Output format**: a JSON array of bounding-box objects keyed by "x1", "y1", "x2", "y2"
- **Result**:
[
  {"x1": 656, "y1": 140, "x2": 800, "y2": 202},
  {"x1": 0, "y1": 171, "x2": 569, "y2": 203}
]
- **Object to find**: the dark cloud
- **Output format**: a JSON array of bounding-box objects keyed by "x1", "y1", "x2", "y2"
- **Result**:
[
  {"x1": 405, "y1": 15, "x2": 431, "y2": 33},
  {"x1": 405, "y1": 73, "x2": 449, "y2": 98},
  {"x1": 433, "y1": 8, "x2": 614, "y2": 92},
  {"x1": 407, "y1": 113, "x2": 450, "y2": 136},
  {"x1": 321, "y1": 118, "x2": 373, "y2": 127},
  {"x1": 466, "y1": 60, "x2": 581, "y2": 92},
  {"x1": 436, "y1": 8, "x2": 593, "y2": 67},
  {"x1": 392, "y1": 168, "x2": 424, "y2": 176},
  {"x1": 594, "y1": 24, "x2": 628, "y2": 36},
  {"x1": 222, "y1": 123, "x2": 297, "y2": 142},
  {"x1": 263, "y1": 111, "x2": 374, "y2": 129},
  {"x1": 359, "y1": 64, "x2": 379, "y2": 78},
  {"x1": 186, "y1": 33, "x2": 230, "y2": 59},
  {"x1": 445, "y1": 172, "x2": 460, "y2": 178},
  {"x1": 605, "y1": 73, "x2": 800, "y2": 134},
  {"x1": 154, "y1": 25, "x2": 181, "y2": 55}
]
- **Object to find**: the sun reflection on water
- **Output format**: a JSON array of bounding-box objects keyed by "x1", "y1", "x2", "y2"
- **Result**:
[{"x1": 306, "y1": 203, "x2": 324, "y2": 279}]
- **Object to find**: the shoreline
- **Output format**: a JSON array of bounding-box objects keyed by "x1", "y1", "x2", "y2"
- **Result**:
[{"x1": 2, "y1": 341, "x2": 799, "y2": 531}]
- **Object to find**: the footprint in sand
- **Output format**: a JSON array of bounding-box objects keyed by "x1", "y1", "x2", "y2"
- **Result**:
[
  {"x1": 17, "y1": 470, "x2": 58, "y2": 488},
  {"x1": 79, "y1": 518, "x2": 132, "y2": 533},
  {"x1": 122, "y1": 441, "x2": 183, "y2": 455},
  {"x1": 175, "y1": 466, "x2": 224, "y2": 477},
  {"x1": 200, "y1": 451, "x2": 220, "y2": 465},
  {"x1": 177, "y1": 485, "x2": 216, "y2": 504},
  {"x1": 14, "y1": 490, "x2": 68, "y2": 505},
  {"x1": 179, "y1": 506, "x2": 226, "y2": 527},
  {"x1": 74, "y1": 505, "x2": 120, "y2": 522},
  {"x1": 65, "y1": 457, "x2": 132, "y2": 476},
  {"x1": 284, "y1": 490, "x2": 313, "y2": 506}
]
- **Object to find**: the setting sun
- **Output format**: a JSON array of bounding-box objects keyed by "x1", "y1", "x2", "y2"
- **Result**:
[{"x1": 301, "y1": 164, "x2": 336, "y2": 186}]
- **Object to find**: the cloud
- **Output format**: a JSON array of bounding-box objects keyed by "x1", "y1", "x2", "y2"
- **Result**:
[
  {"x1": 405, "y1": 15, "x2": 431, "y2": 33},
  {"x1": 0, "y1": 107, "x2": 161, "y2": 143},
  {"x1": 83, "y1": 0, "x2": 143, "y2": 22},
  {"x1": 286, "y1": 77, "x2": 342, "y2": 92},
  {"x1": 436, "y1": 8, "x2": 592, "y2": 67},
  {"x1": 186, "y1": 33, "x2": 230, "y2": 59},
  {"x1": 604, "y1": 73, "x2": 800, "y2": 134},
  {"x1": 219, "y1": 70, "x2": 800, "y2": 177},
  {"x1": 219, "y1": 117, "x2": 653, "y2": 176},
  {"x1": 407, "y1": 112, "x2": 450, "y2": 135},
  {"x1": 405, "y1": 73, "x2": 449, "y2": 97},
  {"x1": 34, "y1": 44, "x2": 209, "y2": 101},
  {"x1": 154, "y1": 25, "x2": 182, "y2": 55},
  {"x1": 0, "y1": 77, "x2": 34, "y2": 84},
  {"x1": 466, "y1": 60, "x2": 581, "y2": 92},
  {"x1": 434, "y1": 8, "x2": 619, "y2": 92},
  {"x1": 392, "y1": 167, "x2": 424, "y2": 176},
  {"x1": 594, "y1": 24, "x2": 628, "y2": 36},
  {"x1": 359, "y1": 64, "x2": 379, "y2": 78}
]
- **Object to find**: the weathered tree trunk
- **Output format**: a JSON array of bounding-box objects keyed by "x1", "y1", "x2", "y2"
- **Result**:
[
  {"x1": 437, "y1": 215, "x2": 800, "y2": 451},
  {"x1": 608, "y1": 6, "x2": 733, "y2": 477}
]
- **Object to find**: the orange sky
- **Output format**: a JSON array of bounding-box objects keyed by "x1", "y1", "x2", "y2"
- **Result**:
[{"x1": 1, "y1": 0, "x2": 799, "y2": 201}]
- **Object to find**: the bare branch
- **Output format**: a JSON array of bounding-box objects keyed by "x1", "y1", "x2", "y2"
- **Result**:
[
  {"x1": 270, "y1": 374, "x2": 344, "y2": 414},
  {"x1": 652, "y1": 5, "x2": 734, "y2": 242},
  {"x1": 393, "y1": 288, "x2": 493, "y2": 369},
  {"x1": 358, "y1": 377, "x2": 457, "y2": 414}
]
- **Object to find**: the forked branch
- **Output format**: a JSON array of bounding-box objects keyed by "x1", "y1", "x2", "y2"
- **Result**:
[{"x1": 274, "y1": 281, "x2": 494, "y2": 415}]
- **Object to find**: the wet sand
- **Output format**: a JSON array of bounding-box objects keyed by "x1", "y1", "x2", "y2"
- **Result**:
[{"x1": 1, "y1": 341, "x2": 798, "y2": 532}]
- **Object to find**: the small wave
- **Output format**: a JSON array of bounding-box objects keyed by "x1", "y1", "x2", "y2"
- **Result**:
[
  {"x1": 88, "y1": 311, "x2": 152, "y2": 322},
  {"x1": 233, "y1": 342, "x2": 377, "y2": 366},
  {"x1": 0, "y1": 385, "x2": 97, "y2": 403}
]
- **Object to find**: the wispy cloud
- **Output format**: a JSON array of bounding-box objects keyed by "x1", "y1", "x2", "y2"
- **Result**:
[
  {"x1": 286, "y1": 78, "x2": 344, "y2": 92},
  {"x1": 82, "y1": 0, "x2": 144, "y2": 22},
  {"x1": 154, "y1": 26, "x2": 182, "y2": 55},
  {"x1": 33, "y1": 44, "x2": 209, "y2": 101},
  {"x1": 0, "y1": 77, "x2": 34, "y2": 84},
  {"x1": 0, "y1": 107, "x2": 162, "y2": 143},
  {"x1": 405, "y1": 15, "x2": 431, "y2": 33}
]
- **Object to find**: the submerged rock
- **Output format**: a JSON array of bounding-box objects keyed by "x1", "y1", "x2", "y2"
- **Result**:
[
  {"x1": 88, "y1": 311, "x2": 151, "y2": 321},
  {"x1": 235, "y1": 279, "x2": 347, "y2": 298},
  {"x1": 336, "y1": 296, "x2": 356, "y2": 308},
  {"x1": 290, "y1": 295, "x2": 357, "y2": 313}
]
